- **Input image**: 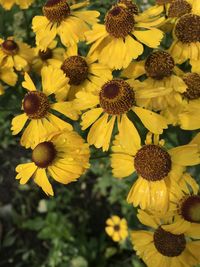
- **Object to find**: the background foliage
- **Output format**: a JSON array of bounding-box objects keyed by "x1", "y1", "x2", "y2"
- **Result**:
[{"x1": 0, "y1": 0, "x2": 199, "y2": 266}]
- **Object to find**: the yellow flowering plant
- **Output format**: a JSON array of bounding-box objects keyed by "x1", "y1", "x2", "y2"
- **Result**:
[{"x1": 0, "y1": 0, "x2": 200, "y2": 266}]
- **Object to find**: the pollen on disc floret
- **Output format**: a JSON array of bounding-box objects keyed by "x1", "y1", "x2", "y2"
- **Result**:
[
  {"x1": 134, "y1": 144, "x2": 172, "y2": 181},
  {"x1": 43, "y1": 0, "x2": 71, "y2": 24},
  {"x1": 99, "y1": 79, "x2": 135, "y2": 115},
  {"x1": 145, "y1": 51, "x2": 175, "y2": 80}
]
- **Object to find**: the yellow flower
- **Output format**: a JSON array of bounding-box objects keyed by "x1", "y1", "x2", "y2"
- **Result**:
[
  {"x1": 0, "y1": 37, "x2": 34, "y2": 71},
  {"x1": 156, "y1": 0, "x2": 200, "y2": 18},
  {"x1": 74, "y1": 78, "x2": 168, "y2": 151},
  {"x1": 161, "y1": 173, "x2": 200, "y2": 240},
  {"x1": 85, "y1": 1, "x2": 164, "y2": 69},
  {"x1": 58, "y1": 45, "x2": 112, "y2": 100},
  {"x1": 105, "y1": 215, "x2": 128, "y2": 242},
  {"x1": 131, "y1": 209, "x2": 200, "y2": 267},
  {"x1": 177, "y1": 72, "x2": 200, "y2": 130},
  {"x1": 0, "y1": 64, "x2": 17, "y2": 87},
  {"x1": 0, "y1": 0, "x2": 34, "y2": 10},
  {"x1": 16, "y1": 130, "x2": 90, "y2": 196},
  {"x1": 170, "y1": 13, "x2": 200, "y2": 64},
  {"x1": 111, "y1": 132, "x2": 200, "y2": 212},
  {"x1": 11, "y1": 65, "x2": 79, "y2": 149},
  {"x1": 122, "y1": 50, "x2": 187, "y2": 111},
  {"x1": 32, "y1": 40, "x2": 65, "y2": 74},
  {"x1": 32, "y1": 0, "x2": 99, "y2": 51}
]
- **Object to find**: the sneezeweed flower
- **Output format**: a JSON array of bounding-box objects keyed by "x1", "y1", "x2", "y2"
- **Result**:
[
  {"x1": 85, "y1": 0, "x2": 164, "y2": 69},
  {"x1": 75, "y1": 77, "x2": 168, "y2": 151},
  {"x1": 155, "y1": 0, "x2": 199, "y2": 18},
  {"x1": 105, "y1": 216, "x2": 128, "y2": 242},
  {"x1": 131, "y1": 209, "x2": 200, "y2": 267},
  {"x1": 0, "y1": 37, "x2": 34, "y2": 71},
  {"x1": 178, "y1": 72, "x2": 200, "y2": 130},
  {"x1": 32, "y1": 41, "x2": 65, "y2": 74},
  {"x1": 59, "y1": 45, "x2": 112, "y2": 100},
  {"x1": 16, "y1": 130, "x2": 90, "y2": 196},
  {"x1": 32, "y1": 0, "x2": 99, "y2": 51},
  {"x1": 170, "y1": 13, "x2": 200, "y2": 64},
  {"x1": 122, "y1": 50, "x2": 187, "y2": 111},
  {"x1": 111, "y1": 132, "x2": 200, "y2": 212},
  {"x1": 162, "y1": 173, "x2": 200, "y2": 239},
  {"x1": 11, "y1": 65, "x2": 79, "y2": 149},
  {"x1": 0, "y1": 0, "x2": 34, "y2": 10}
]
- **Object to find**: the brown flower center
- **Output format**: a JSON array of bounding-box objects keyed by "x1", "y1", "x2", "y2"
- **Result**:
[
  {"x1": 43, "y1": 0, "x2": 71, "y2": 24},
  {"x1": 180, "y1": 195, "x2": 200, "y2": 223},
  {"x1": 99, "y1": 79, "x2": 135, "y2": 115},
  {"x1": 39, "y1": 48, "x2": 53, "y2": 61},
  {"x1": 105, "y1": 6, "x2": 135, "y2": 38},
  {"x1": 61, "y1": 56, "x2": 89, "y2": 85},
  {"x1": 145, "y1": 51, "x2": 175, "y2": 80},
  {"x1": 1, "y1": 40, "x2": 19, "y2": 55},
  {"x1": 154, "y1": 226, "x2": 186, "y2": 257},
  {"x1": 23, "y1": 91, "x2": 50, "y2": 119},
  {"x1": 118, "y1": 0, "x2": 139, "y2": 15},
  {"x1": 182, "y1": 73, "x2": 200, "y2": 100},
  {"x1": 168, "y1": 0, "x2": 192, "y2": 18},
  {"x1": 156, "y1": 0, "x2": 172, "y2": 4},
  {"x1": 114, "y1": 224, "x2": 120, "y2": 231},
  {"x1": 32, "y1": 141, "x2": 56, "y2": 168},
  {"x1": 175, "y1": 14, "x2": 200, "y2": 43},
  {"x1": 134, "y1": 144, "x2": 172, "y2": 181}
]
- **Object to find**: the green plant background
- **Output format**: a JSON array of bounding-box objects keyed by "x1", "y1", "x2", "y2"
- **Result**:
[{"x1": 0, "y1": 0, "x2": 200, "y2": 266}]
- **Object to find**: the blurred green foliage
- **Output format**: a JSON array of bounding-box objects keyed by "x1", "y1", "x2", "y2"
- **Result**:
[{"x1": 0, "y1": 0, "x2": 199, "y2": 267}]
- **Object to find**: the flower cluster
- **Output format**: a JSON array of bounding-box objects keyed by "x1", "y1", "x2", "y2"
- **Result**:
[{"x1": 1, "y1": 0, "x2": 200, "y2": 265}]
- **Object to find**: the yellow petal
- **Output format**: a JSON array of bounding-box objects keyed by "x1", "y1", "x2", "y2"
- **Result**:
[
  {"x1": 133, "y1": 28, "x2": 164, "y2": 48},
  {"x1": 16, "y1": 162, "x2": 37, "y2": 185},
  {"x1": 34, "y1": 168, "x2": 54, "y2": 196},
  {"x1": 133, "y1": 106, "x2": 168, "y2": 134},
  {"x1": 81, "y1": 108, "x2": 103, "y2": 130},
  {"x1": 169, "y1": 144, "x2": 200, "y2": 166},
  {"x1": 11, "y1": 113, "x2": 28, "y2": 135},
  {"x1": 22, "y1": 72, "x2": 37, "y2": 91}
]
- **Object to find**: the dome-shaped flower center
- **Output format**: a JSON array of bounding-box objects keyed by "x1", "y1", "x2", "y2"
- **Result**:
[
  {"x1": 61, "y1": 56, "x2": 89, "y2": 85},
  {"x1": 1, "y1": 40, "x2": 19, "y2": 55},
  {"x1": 32, "y1": 141, "x2": 56, "y2": 168},
  {"x1": 175, "y1": 14, "x2": 200, "y2": 43},
  {"x1": 105, "y1": 5, "x2": 135, "y2": 38},
  {"x1": 134, "y1": 144, "x2": 172, "y2": 181},
  {"x1": 114, "y1": 224, "x2": 120, "y2": 232},
  {"x1": 156, "y1": 0, "x2": 172, "y2": 4},
  {"x1": 168, "y1": 0, "x2": 192, "y2": 18},
  {"x1": 23, "y1": 91, "x2": 50, "y2": 119},
  {"x1": 182, "y1": 73, "x2": 200, "y2": 100},
  {"x1": 99, "y1": 79, "x2": 135, "y2": 115},
  {"x1": 180, "y1": 195, "x2": 200, "y2": 223},
  {"x1": 145, "y1": 51, "x2": 175, "y2": 80},
  {"x1": 154, "y1": 226, "x2": 186, "y2": 257},
  {"x1": 43, "y1": 0, "x2": 71, "y2": 24},
  {"x1": 39, "y1": 48, "x2": 53, "y2": 61},
  {"x1": 118, "y1": 0, "x2": 139, "y2": 15}
]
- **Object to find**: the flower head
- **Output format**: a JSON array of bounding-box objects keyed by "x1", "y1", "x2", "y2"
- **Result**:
[
  {"x1": 0, "y1": 37, "x2": 34, "y2": 71},
  {"x1": 131, "y1": 209, "x2": 200, "y2": 267},
  {"x1": 111, "y1": 132, "x2": 200, "y2": 212},
  {"x1": 105, "y1": 216, "x2": 128, "y2": 242},
  {"x1": 32, "y1": 0, "x2": 99, "y2": 50},
  {"x1": 16, "y1": 130, "x2": 90, "y2": 196},
  {"x1": 122, "y1": 50, "x2": 187, "y2": 111},
  {"x1": 75, "y1": 77, "x2": 168, "y2": 151},
  {"x1": 86, "y1": 2, "x2": 164, "y2": 69},
  {"x1": 11, "y1": 65, "x2": 79, "y2": 148}
]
